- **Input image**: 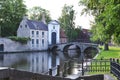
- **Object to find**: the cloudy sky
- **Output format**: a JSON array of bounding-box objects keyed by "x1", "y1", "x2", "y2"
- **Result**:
[{"x1": 24, "y1": 0, "x2": 94, "y2": 29}]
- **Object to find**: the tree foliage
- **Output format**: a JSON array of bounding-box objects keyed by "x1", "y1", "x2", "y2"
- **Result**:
[
  {"x1": 79, "y1": 0, "x2": 120, "y2": 50},
  {"x1": 28, "y1": 6, "x2": 51, "y2": 23},
  {"x1": 0, "y1": 0, "x2": 27, "y2": 37},
  {"x1": 59, "y1": 4, "x2": 78, "y2": 41}
]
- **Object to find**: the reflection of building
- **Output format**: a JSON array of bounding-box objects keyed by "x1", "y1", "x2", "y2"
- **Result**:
[
  {"x1": 29, "y1": 52, "x2": 59, "y2": 75},
  {"x1": 0, "y1": 52, "x2": 60, "y2": 75},
  {"x1": 29, "y1": 52, "x2": 49, "y2": 73}
]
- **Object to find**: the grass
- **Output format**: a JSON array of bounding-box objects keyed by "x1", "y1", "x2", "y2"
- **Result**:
[{"x1": 96, "y1": 46, "x2": 120, "y2": 59}]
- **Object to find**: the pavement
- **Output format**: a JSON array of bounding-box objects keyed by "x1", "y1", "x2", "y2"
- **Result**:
[
  {"x1": 66, "y1": 73, "x2": 116, "y2": 80},
  {"x1": 104, "y1": 74, "x2": 116, "y2": 80}
]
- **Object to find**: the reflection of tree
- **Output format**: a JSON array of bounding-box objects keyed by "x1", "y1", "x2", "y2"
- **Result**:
[
  {"x1": 84, "y1": 47, "x2": 98, "y2": 59},
  {"x1": 11, "y1": 59, "x2": 28, "y2": 68}
]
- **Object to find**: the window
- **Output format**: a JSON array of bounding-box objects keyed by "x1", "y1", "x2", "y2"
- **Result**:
[
  {"x1": 42, "y1": 32, "x2": 44, "y2": 38},
  {"x1": 32, "y1": 31, "x2": 34, "y2": 37},
  {"x1": 32, "y1": 39, "x2": 34, "y2": 47},
  {"x1": 36, "y1": 31, "x2": 39, "y2": 37},
  {"x1": 36, "y1": 39, "x2": 39, "y2": 44},
  {"x1": 25, "y1": 24, "x2": 27, "y2": 28},
  {"x1": 36, "y1": 39, "x2": 39, "y2": 47},
  {"x1": 20, "y1": 25, "x2": 22, "y2": 28},
  {"x1": 53, "y1": 26, "x2": 55, "y2": 29},
  {"x1": 42, "y1": 39, "x2": 44, "y2": 47},
  {"x1": 32, "y1": 39, "x2": 34, "y2": 44}
]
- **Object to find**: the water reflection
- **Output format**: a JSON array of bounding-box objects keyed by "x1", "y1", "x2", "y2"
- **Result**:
[
  {"x1": 0, "y1": 49, "x2": 96, "y2": 76},
  {"x1": 0, "y1": 52, "x2": 61, "y2": 75}
]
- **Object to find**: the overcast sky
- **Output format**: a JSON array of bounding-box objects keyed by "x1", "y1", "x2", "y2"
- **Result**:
[{"x1": 24, "y1": 0, "x2": 94, "y2": 29}]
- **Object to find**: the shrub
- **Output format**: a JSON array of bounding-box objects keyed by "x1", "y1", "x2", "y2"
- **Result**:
[{"x1": 8, "y1": 36, "x2": 30, "y2": 44}]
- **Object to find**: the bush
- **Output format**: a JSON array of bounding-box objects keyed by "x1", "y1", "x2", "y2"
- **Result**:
[{"x1": 9, "y1": 36, "x2": 30, "y2": 44}]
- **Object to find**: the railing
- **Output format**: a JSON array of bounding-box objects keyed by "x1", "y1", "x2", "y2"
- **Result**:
[
  {"x1": 110, "y1": 58, "x2": 120, "y2": 80},
  {"x1": 84, "y1": 59, "x2": 110, "y2": 73},
  {"x1": 62, "y1": 59, "x2": 110, "y2": 76},
  {"x1": 43, "y1": 65, "x2": 60, "y2": 76}
]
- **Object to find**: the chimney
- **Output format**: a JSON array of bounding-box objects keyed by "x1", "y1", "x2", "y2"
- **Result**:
[
  {"x1": 23, "y1": 14, "x2": 28, "y2": 20},
  {"x1": 42, "y1": 13, "x2": 46, "y2": 24}
]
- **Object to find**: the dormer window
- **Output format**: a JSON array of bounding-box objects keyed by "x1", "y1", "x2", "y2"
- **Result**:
[
  {"x1": 20, "y1": 25, "x2": 22, "y2": 28},
  {"x1": 25, "y1": 24, "x2": 27, "y2": 28}
]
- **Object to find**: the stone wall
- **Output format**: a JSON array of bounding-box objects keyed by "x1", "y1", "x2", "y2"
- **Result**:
[
  {"x1": 0, "y1": 69, "x2": 71, "y2": 80},
  {"x1": 0, "y1": 38, "x2": 30, "y2": 52}
]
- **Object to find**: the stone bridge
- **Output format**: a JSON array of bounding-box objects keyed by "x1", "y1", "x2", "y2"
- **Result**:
[{"x1": 49, "y1": 42, "x2": 99, "y2": 58}]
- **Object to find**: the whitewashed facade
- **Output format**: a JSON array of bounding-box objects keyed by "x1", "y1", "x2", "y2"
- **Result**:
[
  {"x1": 17, "y1": 17, "x2": 61, "y2": 50},
  {"x1": 48, "y1": 20, "x2": 60, "y2": 45},
  {"x1": 17, "y1": 17, "x2": 48, "y2": 50}
]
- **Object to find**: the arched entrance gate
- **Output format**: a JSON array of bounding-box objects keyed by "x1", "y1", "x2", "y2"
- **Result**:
[{"x1": 51, "y1": 32, "x2": 56, "y2": 44}]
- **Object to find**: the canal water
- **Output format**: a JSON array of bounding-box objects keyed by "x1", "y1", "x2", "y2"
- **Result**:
[{"x1": 0, "y1": 50, "x2": 85, "y2": 76}]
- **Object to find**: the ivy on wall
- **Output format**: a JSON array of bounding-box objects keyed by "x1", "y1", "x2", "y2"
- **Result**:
[{"x1": 8, "y1": 36, "x2": 30, "y2": 44}]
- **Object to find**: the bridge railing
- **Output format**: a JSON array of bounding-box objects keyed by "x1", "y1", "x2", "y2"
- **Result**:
[{"x1": 48, "y1": 42, "x2": 98, "y2": 46}]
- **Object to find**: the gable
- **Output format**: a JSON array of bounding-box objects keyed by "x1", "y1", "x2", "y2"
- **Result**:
[{"x1": 48, "y1": 20, "x2": 60, "y2": 25}]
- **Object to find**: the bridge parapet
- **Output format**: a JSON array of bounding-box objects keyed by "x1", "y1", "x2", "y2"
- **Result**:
[{"x1": 48, "y1": 42, "x2": 99, "y2": 53}]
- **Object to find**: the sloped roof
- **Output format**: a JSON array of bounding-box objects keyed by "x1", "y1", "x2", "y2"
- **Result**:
[{"x1": 27, "y1": 20, "x2": 48, "y2": 31}]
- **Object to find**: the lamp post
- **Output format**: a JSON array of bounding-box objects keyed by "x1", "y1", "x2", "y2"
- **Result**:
[
  {"x1": 0, "y1": 2, "x2": 2, "y2": 37},
  {"x1": 0, "y1": 26, "x2": 1, "y2": 37}
]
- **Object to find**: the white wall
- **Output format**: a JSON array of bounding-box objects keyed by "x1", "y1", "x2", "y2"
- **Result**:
[
  {"x1": 17, "y1": 19, "x2": 30, "y2": 38},
  {"x1": 29, "y1": 30, "x2": 48, "y2": 50},
  {"x1": 0, "y1": 38, "x2": 30, "y2": 52},
  {"x1": 48, "y1": 20, "x2": 60, "y2": 45}
]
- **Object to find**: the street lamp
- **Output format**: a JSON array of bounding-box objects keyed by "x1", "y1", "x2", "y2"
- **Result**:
[
  {"x1": 0, "y1": 26, "x2": 1, "y2": 37},
  {"x1": 0, "y1": 2, "x2": 2, "y2": 37}
]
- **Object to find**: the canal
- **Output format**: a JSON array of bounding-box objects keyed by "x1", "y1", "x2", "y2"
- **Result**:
[{"x1": 0, "y1": 49, "x2": 97, "y2": 76}]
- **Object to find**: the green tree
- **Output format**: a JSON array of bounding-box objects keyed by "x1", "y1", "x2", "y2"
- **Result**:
[
  {"x1": 79, "y1": 0, "x2": 120, "y2": 50},
  {"x1": 28, "y1": 6, "x2": 51, "y2": 23},
  {"x1": 59, "y1": 4, "x2": 76, "y2": 41},
  {"x1": 0, "y1": 0, "x2": 27, "y2": 37}
]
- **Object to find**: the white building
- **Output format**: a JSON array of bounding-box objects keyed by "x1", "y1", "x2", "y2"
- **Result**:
[
  {"x1": 17, "y1": 17, "x2": 60, "y2": 50},
  {"x1": 48, "y1": 20, "x2": 60, "y2": 45},
  {"x1": 17, "y1": 17, "x2": 48, "y2": 50}
]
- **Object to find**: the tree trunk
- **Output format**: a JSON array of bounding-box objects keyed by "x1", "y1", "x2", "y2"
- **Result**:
[{"x1": 104, "y1": 43, "x2": 109, "y2": 51}]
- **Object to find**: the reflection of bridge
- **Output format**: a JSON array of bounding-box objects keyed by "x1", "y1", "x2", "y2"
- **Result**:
[{"x1": 48, "y1": 42, "x2": 99, "y2": 58}]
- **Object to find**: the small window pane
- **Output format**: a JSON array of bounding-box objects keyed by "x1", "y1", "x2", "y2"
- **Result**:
[
  {"x1": 42, "y1": 32, "x2": 44, "y2": 37},
  {"x1": 32, "y1": 31, "x2": 34, "y2": 37},
  {"x1": 32, "y1": 39, "x2": 34, "y2": 44}
]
